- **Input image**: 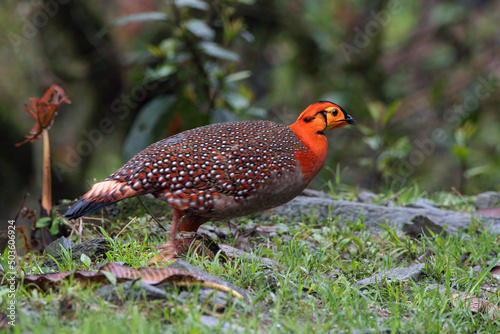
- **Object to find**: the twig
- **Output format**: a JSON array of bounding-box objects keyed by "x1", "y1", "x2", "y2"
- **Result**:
[
  {"x1": 116, "y1": 217, "x2": 137, "y2": 238},
  {"x1": 78, "y1": 218, "x2": 83, "y2": 243},
  {"x1": 176, "y1": 281, "x2": 243, "y2": 300},
  {"x1": 137, "y1": 197, "x2": 167, "y2": 232},
  {"x1": 78, "y1": 216, "x2": 105, "y2": 221},
  {"x1": 14, "y1": 193, "x2": 28, "y2": 222},
  {"x1": 451, "y1": 187, "x2": 471, "y2": 212},
  {"x1": 61, "y1": 216, "x2": 78, "y2": 239},
  {"x1": 68, "y1": 225, "x2": 74, "y2": 240}
]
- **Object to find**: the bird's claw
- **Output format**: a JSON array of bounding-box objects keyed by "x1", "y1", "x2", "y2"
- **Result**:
[
  {"x1": 148, "y1": 241, "x2": 179, "y2": 265},
  {"x1": 148, "y1": 233, "x2": 227, "y2": 266}
]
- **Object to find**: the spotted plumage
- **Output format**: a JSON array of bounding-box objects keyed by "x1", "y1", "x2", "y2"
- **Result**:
[
  {"x1": 65, "y1": 101, "x2": 355, "y2": 258},
  {"x1": 108, "y1": 121, "x2": 305, "y2": 215}
]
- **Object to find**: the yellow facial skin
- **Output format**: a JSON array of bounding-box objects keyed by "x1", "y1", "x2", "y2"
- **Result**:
[{"x1": 324, "y1": 106, "x2": 347, "y2": 130}]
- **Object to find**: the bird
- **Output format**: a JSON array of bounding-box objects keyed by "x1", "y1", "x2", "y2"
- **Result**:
[{"x1": 65, "y1": 101, "x2": 355, "y2": 259}]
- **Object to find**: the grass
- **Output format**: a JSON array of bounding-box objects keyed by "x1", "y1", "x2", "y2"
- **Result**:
[
  {"x1": 325, "y1": 173, "x2": 477, "y2": 212},
  {"x1": 1, "y1": 190, "x2": 500, "y2": 333}
]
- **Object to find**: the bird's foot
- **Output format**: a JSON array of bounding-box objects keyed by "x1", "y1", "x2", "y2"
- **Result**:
[
  {"x1": 148, "y1": 240, "x2": 179, "y2": 265},
  {"x1": 148, "y1": 233, "x2": 227, "y2": 265}
]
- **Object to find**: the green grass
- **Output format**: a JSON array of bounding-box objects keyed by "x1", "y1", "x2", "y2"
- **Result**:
[
  {"x1": 326, "y1": 181, "x2": 478, "y2": 212},
  {"x1": 1, "y1": 192, "x2": 500, "y2": 333}
]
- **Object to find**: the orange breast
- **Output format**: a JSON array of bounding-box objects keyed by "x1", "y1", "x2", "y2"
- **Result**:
[{"x1": 288, "y1": 123, "x2": 328, "y2": 183}]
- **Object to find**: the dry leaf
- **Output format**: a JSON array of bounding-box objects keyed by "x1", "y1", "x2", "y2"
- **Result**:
[
  {"x1": 22, "y1": 262, "x2": 204, "y2": 290},
  {"x1": 21, "y1": 262, "x2": 243, "y2": 299},
  {"x1": 471, "y1": 261, "x2": 500, "y2": 276},
  {"x1": 490, "y1": 266, "x2": 500, "y2": 275},
  {"x1": 16, "y1": 85, "x2": 71, "y2": 147},
  {"x1": 452, "y1": 293, "x2": 500, "y2": 319}
]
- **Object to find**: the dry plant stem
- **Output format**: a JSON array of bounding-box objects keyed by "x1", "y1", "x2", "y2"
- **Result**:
[
  {"x1": 78, "y1": 217, "x2": 105, "y2": 221},
  {"x1": 175, "y1": 281, "x2": 243, "y2": 300},
  {"x1": 116, "y1": 217, "x2": 137, "y2": 238},
  {"x1": 79, "y1": 218, "x2": 83, "y2": 243},
  {"x1": 42, "y1": 128, "x2": 52, "y2": 216},
  {"x1": 137, "y1": 197, "x2": 167, "y2": 232},
  {"x1": 451, "y1": 186, "x2": 471, "y2": 212}
]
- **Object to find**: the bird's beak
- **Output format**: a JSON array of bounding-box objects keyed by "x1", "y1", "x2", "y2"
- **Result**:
[{"x1": 343, "y1": 114, "x2": 356, "y2": 125}]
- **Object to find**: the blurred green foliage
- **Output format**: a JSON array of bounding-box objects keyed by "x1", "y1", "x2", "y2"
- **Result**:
[
  {"x1": 113, "y1": 0, "x2": 258, "y2": 159},
  {"x1": 357, "y1": 101, "x2": 411, "y2": 187}
]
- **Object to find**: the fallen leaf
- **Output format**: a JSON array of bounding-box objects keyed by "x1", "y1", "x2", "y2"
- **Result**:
[
  {"x1": 470, "y1": 261, "x2": 500, "y2": 276},
  {"x1": 490, "y1": 266, "x2": 500, "y2": 275},
  {"x1": 452, "y1": 293, "x2": 500, "y2": 319},
  {"x1": 21, "y1": 262, "x2": 243, "y2": 299},
  {"x1": 23, "y1": 262, "x2": 203, "y2": 289}
]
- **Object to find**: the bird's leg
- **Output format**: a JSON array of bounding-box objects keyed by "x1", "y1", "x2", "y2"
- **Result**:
[
  {"x1": 169, "y1": 208, "x2": 184, "y2": 241},
  {"x1": 149, "y1": 209, "x2": 184, "y2": 264},
  {"x1": 149, "y1": 212, "x2": 211, "y2": 264},
  {"x1": 179, "y1": 215, "x2": 209, "y2": 233},
  {"x1": 175, "y1": 215, "x2": 210, "y2": 255}
]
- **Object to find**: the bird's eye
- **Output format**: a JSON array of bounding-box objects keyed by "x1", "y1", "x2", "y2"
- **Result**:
[{"x1": 332, "y1": 110, "x2": 338, "y2": 116}]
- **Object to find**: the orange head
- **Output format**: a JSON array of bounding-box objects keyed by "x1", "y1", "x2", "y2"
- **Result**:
[
  {"x1": 289, "y1": 101, "x2": 355, "y2": 182},
  {"x1": 293, "y1": 101, "x2": 355, "y2": 133}
]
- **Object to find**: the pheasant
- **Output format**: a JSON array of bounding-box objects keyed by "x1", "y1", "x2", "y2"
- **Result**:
[{"x1": 65, "y1": 101, "x2": 355, "y2": 259}]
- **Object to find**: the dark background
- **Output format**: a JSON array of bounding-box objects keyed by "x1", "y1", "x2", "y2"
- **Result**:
[{"x1": 1, "y1": 0, "x2": 499, "y2": 224}]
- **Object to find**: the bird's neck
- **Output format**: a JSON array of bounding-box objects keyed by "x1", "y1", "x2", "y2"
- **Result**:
[{"x1": 288, "y1": 122, "x2": 328, "y2": 183}]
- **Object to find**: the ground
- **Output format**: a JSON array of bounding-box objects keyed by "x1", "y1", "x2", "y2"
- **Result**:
[{"x1": 1, "y1": 188, "x2": 500, "y2": 333}]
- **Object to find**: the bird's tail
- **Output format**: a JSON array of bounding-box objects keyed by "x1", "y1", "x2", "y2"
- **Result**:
[{"x1": 65, "y1": 180, "x2": 138, "y2": 220}]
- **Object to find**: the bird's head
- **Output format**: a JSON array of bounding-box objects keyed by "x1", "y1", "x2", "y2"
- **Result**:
[{"x1": 294, "y1": 101, "x2": 355, "y2": 134}]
